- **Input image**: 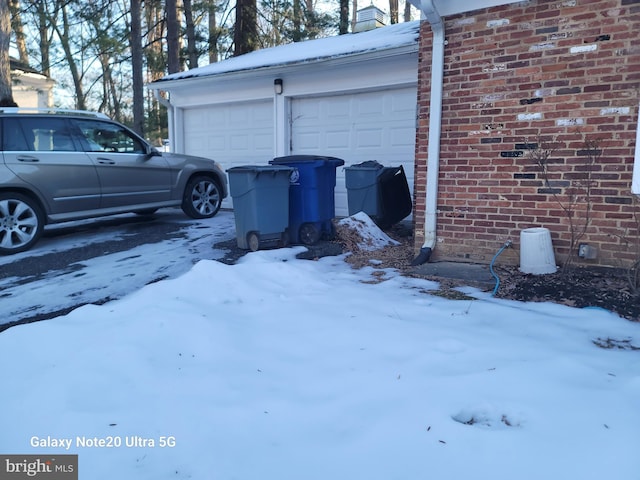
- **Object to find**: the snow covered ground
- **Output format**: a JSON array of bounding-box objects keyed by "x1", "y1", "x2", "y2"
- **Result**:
[
  {"x1": 0, "y1": 210, "x2": 237, "y2": 326},
  {"x1": 0, "y1": 218, "x2": 639, "y2": 479}
]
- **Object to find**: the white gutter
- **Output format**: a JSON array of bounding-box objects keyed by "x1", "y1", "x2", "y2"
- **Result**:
[
  {"x1": 153, "y1": 90, "x2": 175, "y2": 153},
  {"x1": 412, "y1": 0, "x2": 445, "y2": 265}
]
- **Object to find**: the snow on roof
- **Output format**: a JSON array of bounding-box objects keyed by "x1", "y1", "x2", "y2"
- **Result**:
[{"x1": 154, "y1": 21, "x2": 420, "y2": 84}]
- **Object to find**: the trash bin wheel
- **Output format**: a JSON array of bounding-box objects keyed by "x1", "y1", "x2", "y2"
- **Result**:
[
  {"x1": 322, "y1": 222, "x2": 336, "y2": 241},
  {"x1": 299, "y1": 223, "x2": 320, "y2": 245},
  {"x1": 247, "y1": 232, "x2": 260, "y2": 252},
  {"x1": 279, "y1": 229, "x2": 290, "y2": 247}
]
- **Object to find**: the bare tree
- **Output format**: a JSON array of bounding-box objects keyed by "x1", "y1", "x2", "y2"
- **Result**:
[
  {"x1": 234, "y1": 0, "x2": 257, "y2": 55},
  {"x1": 403, "y1": 0, "x2": 412, "y2": 22},
  {"x1": 350, "y1": 0, "x2": 356, "y2": 32},
  {"x1": 389, "y1": 0, "x2": 398, "y2": 24},
  {"x1": 130, "y1": 0, "x2": 144, "y2": 135},
  {"x1": 208, "y1": 1, "x2": 219, "y2": 62},
  {"x1": 339, "y1": 0, "x2": 348, "y2": 34},
  {"x1": 0, "y1": 0, "x2": 16, "y2": 106},
  {"x1": 166, "y1": 0, "x2": 180, "y2": 73},
  {"x1": 52, "y1": 1, "x2": 87, "y2": 109},
  {"x1": 184, "y1": 0, "x2": 198, "y2": 68},
  {"x1": 25, "y1": 0, "x2": 53, "y2": 78},
  {"x1": 9, "y1": 0, "x2": 28, "y2": 64}
]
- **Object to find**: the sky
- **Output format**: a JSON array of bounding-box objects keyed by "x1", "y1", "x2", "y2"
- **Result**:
[{"x1": 0, "y1": 213, "x2": 639, "y2": 479}]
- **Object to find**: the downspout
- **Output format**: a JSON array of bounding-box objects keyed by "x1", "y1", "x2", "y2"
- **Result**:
[
  {"x1": 412, "y1": 0, "x2": 445, "y2": 265},
  {"x1": 153, "y1": 89, "x2": 175, "y2": 152},
  {"x1": 632, "y1": 102, "x2": 640, "y2": 195}
]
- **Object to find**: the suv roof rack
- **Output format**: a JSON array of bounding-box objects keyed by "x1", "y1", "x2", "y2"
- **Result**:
[{"x1": 0, "y1": 107, "x2": 110, "y2": 119}]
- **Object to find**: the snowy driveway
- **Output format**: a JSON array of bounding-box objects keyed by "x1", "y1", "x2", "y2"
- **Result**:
[{"x1": 0, "y1": 209, "x2": 236, "y2": 329}]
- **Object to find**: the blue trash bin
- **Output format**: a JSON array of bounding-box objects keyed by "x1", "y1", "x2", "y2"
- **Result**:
[
  {"x1": 269, "y1": 155, "x2": 345, "y2": 245},
  {"x1": 228, "y1": 165, "x2": 293, "y2": 251}
]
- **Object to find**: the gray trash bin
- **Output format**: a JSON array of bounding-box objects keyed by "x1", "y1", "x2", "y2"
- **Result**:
[
  {"x1": 228, "y1": 165, "x2": 293, "y2": 251},
  {"x1": 345, "y1": 161, "x2": 384, "y2": 219},
  {"x1": 345, "y1": 160, "x2": 412, "y2": 228}
]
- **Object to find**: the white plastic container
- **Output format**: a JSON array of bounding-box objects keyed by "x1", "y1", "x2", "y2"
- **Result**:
[{"x1": 520, "y1": 227, "x2": 557, "y2": 274}]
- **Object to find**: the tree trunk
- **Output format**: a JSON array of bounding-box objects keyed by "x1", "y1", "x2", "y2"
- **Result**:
[
  {"x1": 350, "y1": 0, "x2": 357, "y2": 33},
  {"x1": 131, "y1": 0, "x2": 145, "y2": 135},
  {"x1": 0, "y1": 0, "x2": 16, "y2": 106},
  {"x1": 33, "y1": 1, "x2": 51, "y2": 77},
  {"x1": 9, "y1": 0, "x2": 28, "y2": 65},
  {"x1": 184, "y1": 0, "x2": 198, "y2": 68},
  {"x1": 208, "y1": 2, "x2": 218, "y2": 63},
  {"x1": 144, "y1": 0, "x2": 166, "y2": 81},
  {"x1": 403, "y1": 1, "x2": 412, "y2": 22},
  {"x1": 339, "y1": 0, "x2": 349, "y2": 34},
  {"x1": 234, "y1": 0, "x2": 257, "y2": 55},
  {"x1": 389, "y1": 0, "x2": 398, "y2": 24},
  {"x1": 166, "y1": 0, "x2": 180, "y2": 73},
  {"x1": 55, "y1": 2, "x2": 86, "y2": 109}
]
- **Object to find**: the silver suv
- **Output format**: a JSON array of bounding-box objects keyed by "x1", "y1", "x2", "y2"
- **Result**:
[{"x1": 0, "y1": 108, "x2": 228, "y2": 254}]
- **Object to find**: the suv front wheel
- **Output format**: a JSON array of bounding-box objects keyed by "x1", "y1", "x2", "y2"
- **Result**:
[
  {"x1": 0, "y1": 193, "x2": 44, "y2": 255},
  {"x1": 182, "y1": 175, "x2": 222, "y2": 219}
]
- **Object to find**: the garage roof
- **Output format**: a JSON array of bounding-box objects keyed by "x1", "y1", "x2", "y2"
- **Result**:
[{"x1": 153, "y1": 21, "x2": 420, "y2": 84}]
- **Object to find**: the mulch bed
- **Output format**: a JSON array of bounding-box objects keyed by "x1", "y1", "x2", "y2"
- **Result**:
[
  {"x1": 332, "y1": 223, "x2": 640, "y2": 322},
  {"x1": 492, "y1": 265, "x2": 640, "y2": 321}
]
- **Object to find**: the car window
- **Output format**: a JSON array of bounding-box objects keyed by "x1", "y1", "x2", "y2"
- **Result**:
[
  {"x1": 3, "y1": 117, "x2": 76, "y2": 152},
  {"x1": 1, "y1": 118, "x2": 31, "y2": 151},
  {"x1": 31, "y1": 118, "x2": 75, "y2": 152},
  {"x1": 3, "y1": 117, "x2": 77, "y2": 152},
  {"x1": 73, "y1": 119, "x2": 146, "y2": 154}
]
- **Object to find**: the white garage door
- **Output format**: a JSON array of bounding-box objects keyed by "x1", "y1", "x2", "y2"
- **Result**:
[
  {"x1": 183, "y1": 101, "x2": 274, "y2": 209},
  {"x1": 290, "y1": 87, "x2": 416, "y2": 217}
]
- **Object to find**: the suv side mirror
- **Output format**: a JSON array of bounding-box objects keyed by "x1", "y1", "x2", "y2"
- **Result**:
[{"x1": 147, "y1": 145, "x2": 162, "y2": 157}]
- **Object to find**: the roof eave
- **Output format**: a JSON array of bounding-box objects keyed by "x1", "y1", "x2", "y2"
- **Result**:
[{"x1": 148, "y1": 43, "x2": 418, "y2": 91}]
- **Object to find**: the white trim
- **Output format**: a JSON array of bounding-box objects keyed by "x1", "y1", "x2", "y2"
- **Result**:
[{"x1": 408, "y1": 0, "x2": 521, "y2": 16}]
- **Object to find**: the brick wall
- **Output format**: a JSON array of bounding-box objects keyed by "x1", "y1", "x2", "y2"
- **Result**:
[{"x1": 414, "y1": 0, "x2": 640, "y2": 268}]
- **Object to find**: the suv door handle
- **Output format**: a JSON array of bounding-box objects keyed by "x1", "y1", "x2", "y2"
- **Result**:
[
  {"x1": 97, "y1": 158, "x2": 116, "y2": 165},
  {"x1": 17, "y1": 156, "x2": 39, "y2": 162}
]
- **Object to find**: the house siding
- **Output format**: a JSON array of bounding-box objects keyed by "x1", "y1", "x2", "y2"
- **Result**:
[{"x1": 414, "y1": 0, "x2": 640, "y2": 268}]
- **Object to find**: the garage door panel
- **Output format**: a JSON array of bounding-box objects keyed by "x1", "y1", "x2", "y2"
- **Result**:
[
  {"x1": 390, "y1": 126, "x2": 416, "y2": 147},
  {"x1": 254, "y1": 133, "x2": 273, "y2": 151},
  {"x1": 356, "y1": 129, "x2": 384, "y2": 148},
  {"x1": 356, "y1": 98, "x2": 385, "y2": 117},
  {"x1": 326, "y1": 100, "x2": 351, "y2": 119},
  {"x1": 326, "y1": 131, "x2": 350, "y2": 149},
  {"x1": 291, "y1": 87, "x2": 416, "y2": 218},
  {"x1": 184, "y1": 101, "x2": 274, "y2": 209},
  {"x1": 296, "y1": 132, "x2": 320, "y2": 150},
  {"x1": 208, "y1": 135, "x2": 226, "y2": 150}
]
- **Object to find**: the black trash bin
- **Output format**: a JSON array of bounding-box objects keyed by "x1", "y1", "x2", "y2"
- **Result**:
[
  {"x1": 228, "y1": 165, "x2": 293, "y2": 251},
  {"x1": 345, "y1": 160, "x2": 412, "y2": 228},
  {"x1": 269, "y1": 155, "x2": 345, "y2": 245}
]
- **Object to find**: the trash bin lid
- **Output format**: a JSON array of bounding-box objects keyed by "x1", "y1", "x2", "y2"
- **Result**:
[
  {"x1": 348, "y1": 160, "x2": 384, "y2": 169},
  {"x1": 228, "y1": 165, "x2": 293, "y2": 173},
  {"x1": 270, "y1": 155, "x2": 345, "y2": 166}
]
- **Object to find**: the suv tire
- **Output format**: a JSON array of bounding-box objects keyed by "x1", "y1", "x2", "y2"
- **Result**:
[
  {"x1": 182, "y1": 175, "x2": 222, "y2": 219},
  {"x1": 0, "y1": 193, "x2": 44, "y2": 255}
]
